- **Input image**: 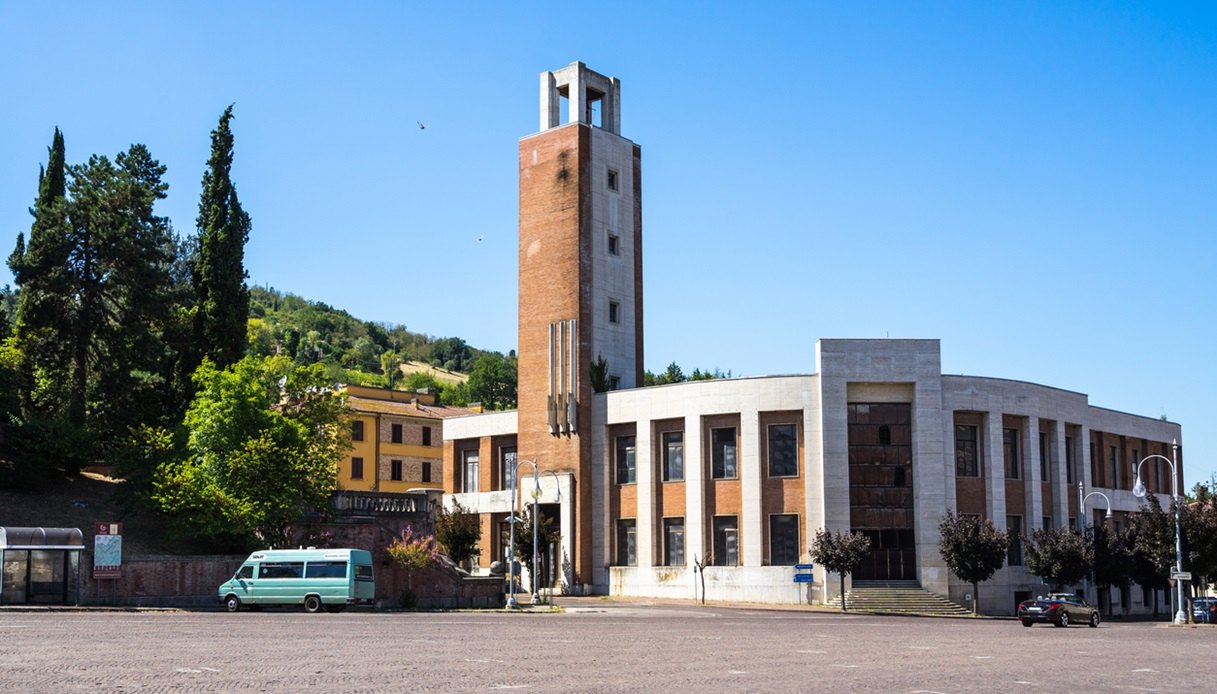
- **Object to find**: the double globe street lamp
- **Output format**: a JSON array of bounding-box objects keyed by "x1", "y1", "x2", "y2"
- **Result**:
[
  {"x1": 505, "y1": 458, "x2": 562, "y2": 608},
  {"x1": 1131, "y1": 440, "x2": 1185, "y2": 625}
]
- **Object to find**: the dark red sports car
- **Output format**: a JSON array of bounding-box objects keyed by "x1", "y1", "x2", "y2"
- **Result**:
[{"x1": 1018, "y1": 593, "x2": 1100, "y2": 628}]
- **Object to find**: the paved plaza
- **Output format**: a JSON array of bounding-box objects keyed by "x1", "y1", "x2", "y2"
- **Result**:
[{"x1": 1, "y1": 599, "x2": 1214, "y2": 692}]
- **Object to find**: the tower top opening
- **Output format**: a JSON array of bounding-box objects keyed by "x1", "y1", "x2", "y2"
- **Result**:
[{"x1": 540, "y1": 61, "x2": 621, "y2": 135}]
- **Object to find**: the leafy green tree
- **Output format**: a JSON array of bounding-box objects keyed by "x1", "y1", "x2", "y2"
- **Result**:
[
  {"x1": 808, "y1": 528, "x2": 871, "y2": 612},
  {"x1": 937, "y1": 512, "x2": 1009, "y2": 615},
  {"x1": 403, "y1": 371, "x2": 441, "y2": 392},
  {"x1": 466, "y1": 353, "x2": 517, "y2": 410},
  {"x1": 152, "y1": 355, "x2": 350, "y2": 548},
  {"x1": 513, "y1": 504, "x2": 559, "y2": 593},
  {"x1": 1023, "y1": 526, "x2": 1093, "y2": 590},
  {"x1": 1091, "y1": 524, "x2": 1135, "y2": 614},
  {"x1": 1127, "y1": 494, "x2": 1176, "y2": 584},
  {"x1": 430, "y1": 336, "x2": 472, "y2": 371},
  {"x1": 1182, "y1": 483, "x2": 1217, "y2": 585},
  {"x1": 434, "y1": 498, "x2": 480, "y2": 567},
  {"x1": 193, "y1": 105, "x2": 251, "y2": 370}
]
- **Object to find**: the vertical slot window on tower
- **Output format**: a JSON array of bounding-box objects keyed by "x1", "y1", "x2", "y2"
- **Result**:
[
  {"x1": 608, "y1": 233, "x2": 619, "y2": 256},
  {"x1": 608, "y1": 300, "x2": 620, "y2": 324},
  {"x1": 607, "y1": 168, "x2": 618, "y2": 191}
]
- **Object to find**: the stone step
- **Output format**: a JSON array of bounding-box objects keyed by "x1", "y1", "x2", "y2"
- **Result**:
[{"x1": 824, "y1": 585, "x2": 971, "y2": 615}]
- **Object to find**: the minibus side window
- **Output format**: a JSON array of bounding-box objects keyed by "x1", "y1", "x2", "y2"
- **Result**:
[
  {"x1": 304, "y1": 561, "x2": 347, "y2": 579},
  {"x1": 236, "y1": 565, "x2": 254, "y2": 580},
  {"x1": 259, "y1": 562, "x2": 304, "y2": 579},
  {"x1": 354, "y1": 565, "x2": 373, "y2": 581}
]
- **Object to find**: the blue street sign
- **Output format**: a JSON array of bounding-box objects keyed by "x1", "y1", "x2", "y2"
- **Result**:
[
  {"x1": 794, "y1": 563, "x2": 814, "y2": 570},
  {"x1": 793, "y1": 574, "x2": 814, "y2": 583}
]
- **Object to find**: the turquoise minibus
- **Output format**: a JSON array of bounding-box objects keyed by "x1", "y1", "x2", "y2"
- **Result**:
[{"x1": 218, "y1": 548, "x2": 374, "y2": 613}]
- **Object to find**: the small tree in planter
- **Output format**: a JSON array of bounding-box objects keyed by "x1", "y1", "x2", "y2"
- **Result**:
[
  {"x1": 387, "y1": 526, "x2": 439, "y2": 608},
  {"x1": 938, "y1": 512, "x2": 1008, "y2": 615},
  {"x1": 808, "y1": 528, "x2": 871, "y2": 612},
  {"x1": 1023, "y1": 526, "x2": 1093, "y2": 590}
]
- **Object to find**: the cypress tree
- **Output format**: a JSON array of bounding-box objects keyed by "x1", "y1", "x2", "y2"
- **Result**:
[
  {"x1": 7, "y1": 128, "x2": 73, "y2": 414},
  {"x1": 194, "y1": 105, "x2": 251, "y2": 369}
]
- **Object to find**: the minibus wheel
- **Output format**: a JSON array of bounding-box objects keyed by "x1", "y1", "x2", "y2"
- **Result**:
[
  {"x1": 304, "y1": 595, "x2": 323, "y2": 613},
  {"x1": 225, "y1": 595, "x2": 241, "y2": 613}
]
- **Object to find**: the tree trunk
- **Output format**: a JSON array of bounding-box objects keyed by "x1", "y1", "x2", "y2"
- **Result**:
[
  {"x1": 840, "y1": 572, "x2": 847, "y2": 612},
  {"x1": 972, "y1": 581, "x2": 979, "y2": 615}
]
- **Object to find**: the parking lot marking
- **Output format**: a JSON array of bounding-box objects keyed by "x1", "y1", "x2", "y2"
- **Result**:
[
  {"x1": 796, "y1": 650, "x2": 827, "y2": 654},
  {"x1": 1132, "y1": 668, "x2": 1158, "y2": 673},
  {"x1": 972, "y1": 656, "x2": 995, "y2": 660}
]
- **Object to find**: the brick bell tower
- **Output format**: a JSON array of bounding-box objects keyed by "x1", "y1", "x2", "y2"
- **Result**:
[{"x1": 517, "y1": 62, "x2": 643, "y2": 590}]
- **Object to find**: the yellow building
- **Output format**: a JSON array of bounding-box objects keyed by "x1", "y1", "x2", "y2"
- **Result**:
[{"x1": 340, "y1": 385, "x2": 479, "y2": 493}]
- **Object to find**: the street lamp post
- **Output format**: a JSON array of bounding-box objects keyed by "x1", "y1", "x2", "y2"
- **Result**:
[
  {"x1": 530, "y1": 469, "x2": 562, "y2": 605},
  {"x1": 1078, "y1": 483, "x2": 1112, "y2": 606},
  {"x1": 505, "y1": 458, "x2": 561, "y2": 609},
  {"x1": 1131, "y1": 440, "x2": 1186, "y2": 625}
]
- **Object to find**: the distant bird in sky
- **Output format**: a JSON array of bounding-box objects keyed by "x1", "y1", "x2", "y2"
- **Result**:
[
  {"x1": 417, "y1": 121, "x2": 427, "y2": 130},
  {"x1": 476, "y1": 235, "x2": 484, "y2": 242}
]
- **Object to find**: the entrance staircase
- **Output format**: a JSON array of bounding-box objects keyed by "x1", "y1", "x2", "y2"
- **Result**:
[{"x1": 824, "y1": 581, "x2": 970, "y2": 615}]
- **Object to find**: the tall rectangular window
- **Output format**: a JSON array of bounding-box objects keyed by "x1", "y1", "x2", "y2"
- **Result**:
[
  {"x1": 662, "y1": 431, "x2": 684, "y2": 482},
  {"x1": 1065, "y1": 435, "x2": 1075, "y2": 484},
  {"x1": 713, "y1": 516, "x2": 739, "y2": 566},
  {"x1": 615, "y1": 436, "x2": 636, "y2": 484},
  {"x1": 616, "y1": 519, "x2": 636, "y2": 566},
  {"x1": 608, "y1": 300, "x2": 620, "y2": 324},
  {"x1": 1109, "y1": 446, "x2": 1119, "y2": 489},
  {"x1": 501, "y1": 447, "x2": 517, "y2": 492},
  {"x1": 1090, "y1": 442, "x2": 1097, "y2": 484},
  {"x1": 1043, "y1": 516, "x2": 1052, "y2": 531},
  {"x1": 422, "y1": 461, "x2": 432, "y2": 483},
  {"x1": 663, "y1": 517, "x2": 685, "y2": 566},
  {"x1": 608, "y1": 233, "x2": 619, "y2": 256},
  {"x1": 351, "y1": 420, "x2": 364, "y2": 442},
  {"x1": 768, "y1": 423, "x2": 798, "y2": 477},
  {"x1": 391, "y1": 423, "x2": 403, "y2": 444},
  {"x1": 1007, "y1": 516, "x2": 1023, "y2": 566},
  {"x1": 391, "y1": 459, "x2": 403, "y2": 482},
  {"x1": 1003, "y1": 429, "x2": 1020, "y2": 479},
  {"x1": 711, "y1": 427, "x2": 738, "y2": 479},
  {"x1": 1154, "y1": 456, "x2": 1162, "y2": 493},
  {"x1": 769, "y1": 514, "x2": 799, "y2": 566},
  {"x1": 607, "y1": 168, "x2": 618, "y2": 191},
  {"x1": 351, "y1": 457, "x2": 364, "y2": 480},
  {"x1": 955, "y1": 425, "x2": 979, "y2": 477},
  {"x1": 422, "y1": 426, "x2": 432, "y2": 446},
  {"x1": 462, "y1": 450, "x2": 479, "y2": 493},
  {"x1": 1039, "y1": 432, "x2": 1049, "y2": 481}
]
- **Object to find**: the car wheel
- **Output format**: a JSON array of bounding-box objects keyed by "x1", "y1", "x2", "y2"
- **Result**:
[
  {"x1": 304, "y1": 595, "x2": 323, "y2": 613},
  {"x1": 1089, "y1": 612, "x2": 1100, "y2": 628},
  {"x1": 1021, "y1": 619, "x2": 1033, "y2": 627},
  {"x1": 1058, "y1": 612, "x2": 1070, "y2": 628},
  {"x1": 225, "y1": 595, "x2": 240, "y2": 613}
]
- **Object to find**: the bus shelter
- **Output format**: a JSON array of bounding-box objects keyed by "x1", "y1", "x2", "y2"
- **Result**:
[{"x1": 0, "y1": 527, "x2": 84, "y2": 605}]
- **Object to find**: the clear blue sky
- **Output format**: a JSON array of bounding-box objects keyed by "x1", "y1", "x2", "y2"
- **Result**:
[{"x1": 2, "y1": 2, "x2": 1214, "y2": 486}]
